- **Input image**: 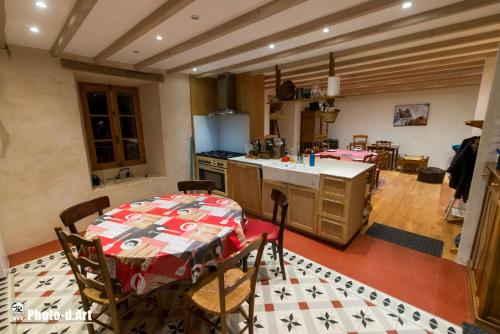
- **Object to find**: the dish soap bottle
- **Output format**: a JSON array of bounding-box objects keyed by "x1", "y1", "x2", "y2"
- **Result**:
[{"x1": 309, "y1": 150, "x2": 315, "y2": 166}]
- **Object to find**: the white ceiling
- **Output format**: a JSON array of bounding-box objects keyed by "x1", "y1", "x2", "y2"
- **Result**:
[{"x1": 4, "y1": 0, "x2": 500, "y2": 76}]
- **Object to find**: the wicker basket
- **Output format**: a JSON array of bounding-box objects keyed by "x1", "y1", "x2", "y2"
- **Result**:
[{"x1": 323, "y1": 108, "x2": 340, "y2": 123}]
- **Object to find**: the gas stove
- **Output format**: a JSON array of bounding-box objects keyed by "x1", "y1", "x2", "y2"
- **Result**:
[{"x1": 196, "y1": 150, "x2": 245, "y2": 160}]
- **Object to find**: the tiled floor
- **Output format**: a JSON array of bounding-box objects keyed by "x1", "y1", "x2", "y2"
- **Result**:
[
  {"x1": 283, "y1": 230, "x2": 472, "y2": 326},
  {"x1": 9, "y1": 227, "x2": 473, "y2": 327},
  {"x1": 9, "y1": 244, "x2": 461, "y2": 334}
]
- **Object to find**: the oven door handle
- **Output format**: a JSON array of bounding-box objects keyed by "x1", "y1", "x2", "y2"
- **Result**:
[{"x1": 199, "y1": 165, "x2": 225, "y2": 173}]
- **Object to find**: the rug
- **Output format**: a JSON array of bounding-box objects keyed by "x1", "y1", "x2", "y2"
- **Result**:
[
  {"x1": 365, "y1": 223, "x2": 444, "y2": 257},
  {"x1": 4, "y1": 244, "x2": 461, "y2": 333}
]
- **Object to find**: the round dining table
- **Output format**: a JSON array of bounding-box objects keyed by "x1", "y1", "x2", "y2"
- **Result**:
[{"x1": 84, "y1": 193, "x2": 247, "y2": 295}]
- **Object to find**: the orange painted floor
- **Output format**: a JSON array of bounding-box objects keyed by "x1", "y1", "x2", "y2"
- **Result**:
[
  {"x1": 9, "y1": 227, "x2": 472, "y2": 326},
  {"x1": 283, "y1": 229, "x2": 472, "y2": 326}
]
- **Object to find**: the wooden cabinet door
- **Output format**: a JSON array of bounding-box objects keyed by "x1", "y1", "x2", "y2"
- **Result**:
[
  {"x1": 261, "y1": 179, "x2": 288, "y2": 220},
  {"x1": 287, "y1": 185, "x2": 318, "y2": 233},
  {"x1": 228, "y1": 162, "x2": 262, "y2": 215}
]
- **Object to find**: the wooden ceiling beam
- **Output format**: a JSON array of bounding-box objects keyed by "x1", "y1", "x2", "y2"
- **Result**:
[
  {"x1": 60, "y1": 59, "x2": 164, "y2": 82},
  {"x1": 341, "y1": 81, "x2": 481, "y2": 96},
  {"x1": 264, "y1": 66, "x2": 484, "y2": 88},
  {"x1": 266, "y1": 53, "x2": 494, "y2": 81},
  {"x1": 94, "y1": 0, "x2": 195, "y2": 64},
  {"x1": 50, "y1": 0, "x2": 98, "y2": 57},
  {"x1": 262, "y1": 45, "x2": 497, "y2": 86},
  {"x1": 201, "y1": 0, "x2": 500, "y2": 76},
  {"x1": 290, "y1": 71, "x2": 482, "y2": 89},
  {"x1": 165, "y1": 0, "x2": 401, "y2": 73},
  {"x1": 264, "y1": 62, "x2": 484, "y2": 84},
  {"x1": 135, "y1": 0, "x2": 307, "y2": 69}
]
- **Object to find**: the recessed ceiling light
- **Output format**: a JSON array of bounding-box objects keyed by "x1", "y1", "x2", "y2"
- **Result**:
[
  {"x1": 191, "y1": 14, "x2": 200, "y2": 20},
  {"x1": 35, "y1": 1, "x2": 47, "y2": 8},
  {"x1": 268, "y1": 44, "x2": 275, "y2": 49},
  {"x1": 192, "y1": 68, "x2": 198, "y2": 72},
  {"x1": 29, "y1": 26, "x2": 40, "y2": 33},
  {"x1": 402, "y1": 1, "x2": 412, "y2": 9},
  {"x1": 322, "y1": 27, "x2": 330, "y2": 33},
  {"x1": 155, "y1": 35, "x2": 163, "y2": 41}
]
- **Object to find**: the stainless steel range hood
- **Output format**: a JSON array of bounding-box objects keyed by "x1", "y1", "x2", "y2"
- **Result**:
[{"x1": 208, "y1": 73, "x2": 246, "y2": 116}]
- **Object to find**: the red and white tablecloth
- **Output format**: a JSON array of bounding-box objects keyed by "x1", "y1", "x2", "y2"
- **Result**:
[
  {"x1": 84, "y1": 194, "x2": 246, "y2": 295},
  {"x1": 319, "y1": 149, "x2": 377, "y2": 162}
]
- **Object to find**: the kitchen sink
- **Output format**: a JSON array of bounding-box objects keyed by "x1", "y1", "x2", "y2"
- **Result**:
[{"x1": 262, "y1": 161, "x2": 329, "y2": 189}]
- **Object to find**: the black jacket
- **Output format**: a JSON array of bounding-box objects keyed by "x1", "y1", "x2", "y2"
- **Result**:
[{"x1": 447, "y1": 136, "x2": 479, "y2": 202}]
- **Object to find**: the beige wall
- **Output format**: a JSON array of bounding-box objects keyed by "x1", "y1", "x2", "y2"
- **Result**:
[
  {"x1": 329, "y1": 86, "x2": 480, "y2": 169},
  {"x1": 458, "y1": 53, "x2": 500, "y2": 264},
  {"x1": 0, "y1": 45, "x2": 192, "y2": 254}
]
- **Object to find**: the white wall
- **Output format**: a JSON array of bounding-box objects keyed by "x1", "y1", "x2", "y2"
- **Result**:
[
  {"x1": 458, "y1": 54, "x2": 500, "y2": 264},
  {"x1": 329, "y1": 86, "x2": 480, "y2": 169},
  {"x1": 0, "y1": 45, "x2": 192, "y2": 254}
]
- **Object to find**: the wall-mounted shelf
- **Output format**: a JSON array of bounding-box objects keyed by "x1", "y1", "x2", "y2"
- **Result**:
[
  {"x1": 279, "y1": 95, "x2": 344, "y2": 103},
  {"x1": 464, "y1": 120, "x2": 484, "y2": 129}
]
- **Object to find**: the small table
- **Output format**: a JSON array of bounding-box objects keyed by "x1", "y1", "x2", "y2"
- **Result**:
[
  {"x1": 84, "y1": 194, "x2": 246, "y2": 295},
  {"x1": 319, "y1": 149, "x2": 377, "y2": 162},
  {"x1": 366, "y1": 143, "x2": 400, "y2": 170},
  {"x1": 400, "y1": 155, "x2": 429, "y2": 173}
]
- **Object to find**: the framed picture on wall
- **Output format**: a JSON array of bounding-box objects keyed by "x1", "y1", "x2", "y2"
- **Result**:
[{"x1": 393, "y1": 103, "x2": 430, "y2": 127}]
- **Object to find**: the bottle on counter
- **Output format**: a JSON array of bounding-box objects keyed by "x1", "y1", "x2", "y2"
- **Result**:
[{"x1": 309, "y1": 150, "x2": 315, "y2": 166}]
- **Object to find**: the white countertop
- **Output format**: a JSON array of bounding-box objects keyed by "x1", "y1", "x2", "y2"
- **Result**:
[{"x1": 229, "y1": 156, "x2": 374, "y2": 179}]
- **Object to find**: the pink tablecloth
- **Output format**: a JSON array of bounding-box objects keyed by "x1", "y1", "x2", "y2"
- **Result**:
[{"x1": 319, "y1": 149, "x2": 377, "y2": 162}]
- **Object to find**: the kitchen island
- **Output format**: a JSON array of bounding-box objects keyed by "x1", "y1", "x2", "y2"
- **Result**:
[{"x1": 227, "y1": 156, "x2": 376, "y2": 245}]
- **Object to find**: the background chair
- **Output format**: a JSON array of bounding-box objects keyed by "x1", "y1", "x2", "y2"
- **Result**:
[
  {"x1": 348, "y1": 134, "x2": 368, "y2": 150},
  {"x1": 177, "y1": 180, "x2": 215, "y2": 194},
  {"x1": 375, "y1": 140, "x2": 392, "y2": 149},
  {"x1": 55, "y1": 227, "x2": 139, "y2": 334},
  {"x1": 183, "y1": 234, "x2": 267, "y2": 334},
  {"x1": 60, "y1": 196, "x2": 110, "y2": 234},
  {"x1": 243, "y1": 189, "x2": 288, "y2": 280}
]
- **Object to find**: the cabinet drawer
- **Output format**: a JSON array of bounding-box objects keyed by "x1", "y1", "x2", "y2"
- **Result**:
[
  {"x1": 319, "y1": 196, "x2": 346, "y2": 222},
  {"x1": 321, "y1": 176, "x2": 347, "y2": 199},
  {"x1": 318, "y1": 216, "x2": 345, "y2": 243}
]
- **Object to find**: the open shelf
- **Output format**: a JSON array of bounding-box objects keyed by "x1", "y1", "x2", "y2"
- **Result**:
[
  {"x1": 279, "y1": 95, "x2": 345, "y2": 103},
  {"x1": 464, "y1": 120, "x2": 484, "y2": 129}
]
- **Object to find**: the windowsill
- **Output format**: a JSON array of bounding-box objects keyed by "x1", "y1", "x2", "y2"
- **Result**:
[{"x1": 92, "y1": 175, "x2": 168, "y2": 191}]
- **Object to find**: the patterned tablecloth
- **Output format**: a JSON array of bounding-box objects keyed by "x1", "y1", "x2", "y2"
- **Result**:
[
  {"x1": 84, "y1": 194, "x2": 246, "y2": 295},
  {"x1": 319, "y1": 149, "x2": 377, "y2": 162}
]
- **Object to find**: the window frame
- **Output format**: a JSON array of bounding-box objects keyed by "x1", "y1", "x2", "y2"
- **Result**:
[{"x1": 79, "y1": 83, "x2": 146, "y2": 171}]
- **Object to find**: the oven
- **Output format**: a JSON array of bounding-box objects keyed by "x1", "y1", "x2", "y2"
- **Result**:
[{"x1": 196, "y1": 156, "x2": 228, "y2": 196}]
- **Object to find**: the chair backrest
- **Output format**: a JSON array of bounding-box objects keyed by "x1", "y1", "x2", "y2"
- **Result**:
[
  {"x1": 54, "y1": 227, "x2": 117, "y2": 306},
  {"x1": 352, "y1": 134, "x2": 368, "y2": 149},
  {"x1": 217, "y1": 234, "x2": 268, "y2": 314},
  {"x1": 270, "y1": 189, "x2": 288, "y2": 240},
  {"x1": 375, "y1": 150, "x2": 390, "y2": 169},
  {"x1": 375, "y1": 140, "x2": 392, "y2": 149},
  {"x1": 362, "y1": 153, "x2": 374, "y2": 163},
  {"x1": 177, "y1": 180, "x2": 215, "y2": 194},
  {"x1": 60, "y1": 196, "x2": 110, "y2": 234}
]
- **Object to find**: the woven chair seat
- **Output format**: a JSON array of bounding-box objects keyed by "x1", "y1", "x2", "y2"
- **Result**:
[{"x1": 187, "y1": 268, "x2": 251, "y2": 314}]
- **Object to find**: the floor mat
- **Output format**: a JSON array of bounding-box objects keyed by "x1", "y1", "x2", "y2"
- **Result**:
[
  {"x1": 6, "y1": 244, "x2": 460, "y2": 333},
  {"x1": 366, "y1": 223, "x2": 444, "y2": 257}
]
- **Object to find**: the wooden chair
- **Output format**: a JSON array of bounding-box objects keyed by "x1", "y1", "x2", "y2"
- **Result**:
[
  {"x1": 242, "y1": 189, "x2": 288, "y2": 280},
  {"x1": 60, "y1": 196, "x2": 110, "y2": 234},
  {"x1": 55, "y1": 227, "x2": 148, "y2": 334},
  {"x1": 183, "y1": 234, "x2": 268, "y2": 334},
  {"x1": 177, "y1": 180, "x2": 215, "y2": 194},
  {"x1": 348, "y1": 134, "x2": 368, "y2": 150},
  {"x1": 375, "y1": 140, "x2": 392, "y2": 149}
]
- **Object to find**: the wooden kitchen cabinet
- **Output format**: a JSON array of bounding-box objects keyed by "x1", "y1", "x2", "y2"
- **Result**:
[
  {"x1": 287, "y1": 184, "x2": 318, "y2": 234},
  {"x1": 189, "y1": 76, "x2": 217, "y2": 116},
  {"x1": 300, "y1": 111, "x2": 328, "y2": 143},
  {"x1": 468, "y1": 164, "x2": 500, "y2": 331},
  {"x1": 261, "y1": 179, "x2": 288, "y2": 220},
  {"x1": 227, "y1": 161, "x2": 262, "y2": 216}
]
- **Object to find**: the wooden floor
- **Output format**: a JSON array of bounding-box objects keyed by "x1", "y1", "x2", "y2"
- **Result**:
[{"x1": 367, "y1": 170, "x2": 462, "y2": 261}]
